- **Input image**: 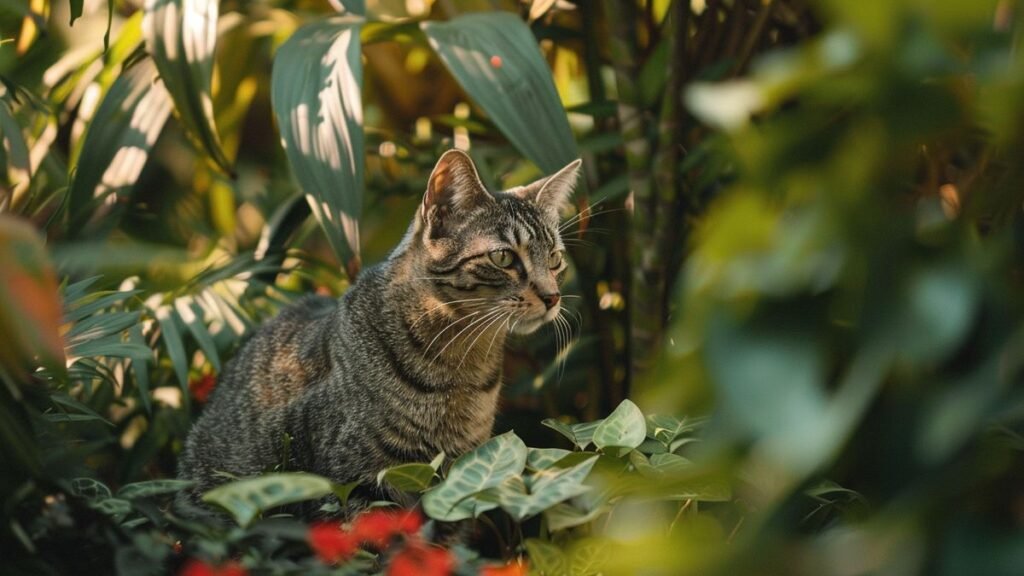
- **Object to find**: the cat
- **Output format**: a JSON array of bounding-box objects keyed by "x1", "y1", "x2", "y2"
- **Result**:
[{"x1": 177, "y1": 150, "x2": 581, "y2": 517}]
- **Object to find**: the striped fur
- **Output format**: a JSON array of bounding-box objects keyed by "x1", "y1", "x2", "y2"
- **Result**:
[{"x1": 177, "y1": 151, "x2": 581, "y2": 517}]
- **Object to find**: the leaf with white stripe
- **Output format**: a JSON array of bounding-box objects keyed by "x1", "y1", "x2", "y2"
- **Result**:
[
  {"x1": 271, "y1": 16, "x2": 364, "y2": 275},
  {"x1": 422, "y1": 431, "x2": 527, "y2": 521},
  {"x1": 143, "y1": 0, "x2": 232, "y2": 173},
  {"x1": 67, "y1": 59, "x2": 173, "y2": 230}
]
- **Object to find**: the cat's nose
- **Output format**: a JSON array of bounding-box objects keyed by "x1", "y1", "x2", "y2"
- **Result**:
[{"x1": 540, "y1": 292, "x2": 560, "y2": 310}]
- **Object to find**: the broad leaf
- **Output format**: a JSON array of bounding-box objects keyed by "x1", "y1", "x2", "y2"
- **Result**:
[
  {"x1": 143, "y1": 0, "x2": 232, "y2": 173},
  {"x1": 118, "y1": 479, "x2": 195, "y2": 499},
  {"x1": 202, "y1": 473, "x2": 335, "y2": 527},
  {"x1": 67, "y1": 59, "x2": 173, "y2": 230},
  {"x1": 525, "y1": 538, "x2": 568, "y2": 576},
  {"x1": 70, "y1": 477, "x2": 113, "y2": 501},
  {"x1": 488, "y1": 455, "x2": 597, "y2": 521},
  {"x1": 593, "y1": 399, "x2": 646, "y2": 452},
  {"x1": 378, "y1": 462, "x2": 435, "y2": 492},
  {"x1": 422, "y1": 431, "x2": 527, "y2": 521},
  {"x1": 422, "y1": 12, "x2": 579, "y2": 174},
  {"x1": 544, "y1": 502, "x2": 608, "y2": 532},
  {"x1": 271, "y1": 16, "x2": 364, "y2": 274},
  {"x1": 542, "y1": 418, "x2": 603, "y2": 450},
  {"x1": 527, "y1": 448, "x2": 572, "y2": 471}
]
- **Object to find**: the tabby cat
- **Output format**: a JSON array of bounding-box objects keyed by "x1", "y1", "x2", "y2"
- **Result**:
[{"x1": 177, "y1": 150, "x2": 581, "y2": 515}]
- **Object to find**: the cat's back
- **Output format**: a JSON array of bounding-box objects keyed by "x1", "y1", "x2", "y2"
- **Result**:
[{"x1": 178, "y1": 294, "x2": 338, "y2": 490}]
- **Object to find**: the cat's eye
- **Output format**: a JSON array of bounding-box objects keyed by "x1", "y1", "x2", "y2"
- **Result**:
[
  {"x1": 548, "y1": 250, "x2": 564, "y2": 270},
  {"x1": 489, "y1": 249, "x2": 515, "y2": 268}
]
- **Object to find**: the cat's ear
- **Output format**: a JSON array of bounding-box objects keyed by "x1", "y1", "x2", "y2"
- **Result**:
[
  {"x1": 516, "y1": 159, "x2": 582, "y2": 221},
  {"x1": 420, "y1": 150, "x2": 492, "y2": 237}
]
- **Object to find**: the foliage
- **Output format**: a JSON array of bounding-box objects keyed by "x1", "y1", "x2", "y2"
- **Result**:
[{"x1": 2, "y1": 0, "x2": 1024, "y2": 575}]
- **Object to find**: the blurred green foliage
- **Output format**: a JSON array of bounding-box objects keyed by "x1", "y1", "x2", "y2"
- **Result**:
[{"x1": 1, "y1": 0, "x2": 1023, "y2": 574}]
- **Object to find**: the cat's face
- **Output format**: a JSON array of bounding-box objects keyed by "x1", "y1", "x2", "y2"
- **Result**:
[{"x1": 410, "y1": 150, "x2": 580, "y2": 336}]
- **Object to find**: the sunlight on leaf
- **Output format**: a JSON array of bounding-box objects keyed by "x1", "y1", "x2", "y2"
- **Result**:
[
  {"x1": 202, "y1": 473, "x2": 334, "y2": 527},
  {"x1": 271, "y1": 16, "x2": 364, "y2": 274},
  {"x1": 422, "y1": 12, "x2": 578, "y2": 174},
  {"x1": 67, "y1": 59, "x2": 173, "y2": 232},
  {"x1": 143, "y1": 0, "x2": 232, "y2": 173},
  {"x1": 422, "y1": 431, "x2": 527, "y2": 521}
]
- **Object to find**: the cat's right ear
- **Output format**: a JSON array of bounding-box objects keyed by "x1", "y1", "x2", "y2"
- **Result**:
[{"x1": 420, "y1": 150, "x2": 492, "y2": 238}]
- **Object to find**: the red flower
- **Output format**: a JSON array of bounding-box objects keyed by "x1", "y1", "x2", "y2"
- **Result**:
[
  {"x1": 179, "y1": 559, "x2": 247, "y2": 576},
  {"x1": 189, "y1": 373, "x2": 217, "y2": 403},
  {"x1": 388, "y1": 542, "x2": 455, "y2": 576},
  {"x1": 480, "y1": 561, "x2": 529, "y2": 576},
  {"x1": 351, "y1": 509, "x2": 423, "y2": 549},
  {"x1": 309, "y1": 523, "x2": 358, "y2": 564}
]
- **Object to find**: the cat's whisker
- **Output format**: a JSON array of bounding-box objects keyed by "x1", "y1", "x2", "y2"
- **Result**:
[
  {"x1": 457, "y1": 310, "x2": 512, "y2": 370},
  {"x1": 484, "y1": 312, "x2": 515, "y2": 359},
  {"x1": 409, "y1": 297, "x2": 489, "y2": 328},
  {"x1": 508, "y1": 309, "x2": 529, "y2": 334},
  {"x1": 431, "y1": 307, "x2": 505, "y2": 364},
  {"x1": 558, "y1": 206, "x2": 624, "y2": 232},
  {"x1": 422, "y1": 309, "x2": 487, "y2": 357}
]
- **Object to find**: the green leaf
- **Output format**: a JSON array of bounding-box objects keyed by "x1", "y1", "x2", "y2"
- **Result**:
[
  {"x1": 0, "y1": 97, "x2": 30, "y2": 202},
  {"x1": 89, "y1": 497, "x2": 132, "y2": 518},
  {"x1": 527, "y1": 448, "x2": 572, "y2": 471},
  {"x1": 202, "y1": 473, "x2": 335, "y2": 527},
  {"x1": 488, "y1": 455, "x2": 597, "y2": 521},
  {"x1": 143, "y1": 0, "x2": 232, "y2": 174},
  {"x1": 592, "y1": 399, "x2": 646, "y2": 453},
  {"x1": 177, "y1": 299, "x2": 220, "y2": 371},
  {"x1": 67, "y1": 59, "x2": 173, "y2": 229},
  {"x1": 155, "y1": 306, "x2": 190, "y2": 391},
  {"x1": 271, "y1": 16, "x2": 364, "y2": 272},
  {"x1": 127, "y1": 324, "x2": 152, "y2": 413},
  {"x1": 70, "y1": 477, "x2": 113, "y2": 501},
  {"x1": 118, "y1": 479, "x2": 195, "y2": 499},
  {"x1": 525, "y1": 538, "x2": 568, "y2": 576},
  {"x1": 64, "y1": 289, "x2": 140, "y2": 324},
  {"x1": 422, "y1": 431, "x2": 527, "y2": 521},
  {"x1": 331, "y1": 480, "x2": 360, "y2": 508},
  {"x1": 421, "y1": 12, "x2": 579, "y2": 174},
  {"x1": 50, "y1": 393, "x2": 113, "y2": 426},
  {"x1": 69, "y1": 0, "x2": 83, "y2": 24},
  {"x1": 542, "y1": 418, "x2": 603, "y2": 450},
  {"x1": 377, "y1": 462, "x2": 435, "y2": 492},
  {"x1": 544, "y1": 502, "x2": 608, "y2": 532}
]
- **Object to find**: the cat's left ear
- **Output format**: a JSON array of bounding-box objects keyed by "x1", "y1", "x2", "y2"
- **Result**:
[{"x1": 516, "y1": 159, "x2": 582, "y2": 221}]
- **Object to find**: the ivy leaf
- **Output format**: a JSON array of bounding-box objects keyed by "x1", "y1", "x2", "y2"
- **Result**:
[
  {"x1": 118, "y1": 479, "x2": 194, "y2": 499},
  {"x1": 487, "y1": 455, "x2": 597, "y2": 521},
  {"x1": 378, "y1": 462, "x2": 436, "y2": 492},
  {"x1": 592, "y1": 399, "x2": 646, "y2": 453},
  {"x1": 202, "y1": 473, "x2": 334, "y2": 527},
  {"x1": 421, "y1": 431, "x2": 527, "y2": 521}
]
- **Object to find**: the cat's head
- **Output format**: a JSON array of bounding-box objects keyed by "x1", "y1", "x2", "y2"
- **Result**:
[{"x1": 404, "y1": 150, "x2": 581, "y2": 335}]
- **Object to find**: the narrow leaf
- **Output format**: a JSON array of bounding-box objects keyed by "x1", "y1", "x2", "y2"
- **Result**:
[
  {"x1": 155, "y1": 305, "x2": 190, "y2": 390},
  {"x1": 119, "y1": 479, "x2": 194, "y2": 499},
  {"x1": 422, "y1": 12, "x2": 578, "y2": 173},
  {"x1": 177, "y1": 299, "x2": 220, "y2": 371},
  {"x1": 143, "y1": 0, "x2": 232, "y2": 173},
  {"x1": 271, "y1": 17, "x2": 365, "y2": 273},
  {"x1": 67, "y1": 59, "x2": 173, "y2": 229},
  {"x1": 0, "y1": 97, "x2": 30, "y2": 209}
]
